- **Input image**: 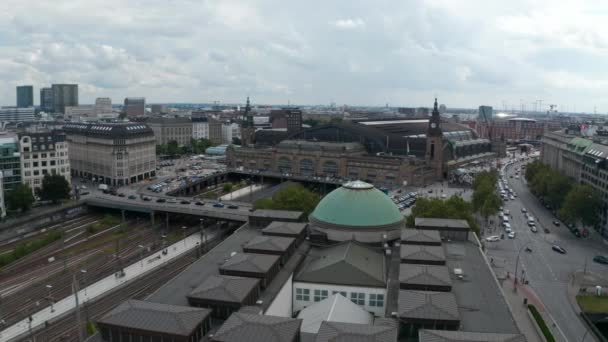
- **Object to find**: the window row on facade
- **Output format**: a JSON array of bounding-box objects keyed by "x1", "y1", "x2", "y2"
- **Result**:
[{"x1": 295, "y1": 288, "x2": 384, "y2": 307}]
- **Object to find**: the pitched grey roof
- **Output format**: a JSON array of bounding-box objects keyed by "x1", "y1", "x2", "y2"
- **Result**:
[
  {"x1": 262, "y1": 222, "x2": 308, "y2": 236},
  {"x1": 212, "y1": 312, "x2": 302, "y2": 342},
  {"x1": 398, "y1": 290, "x2": 460, "y2": 321},
  {"x1": 188, "y1": 275, "x2": 260, "y2": 303},
  {"x1": 415, "y1": 218, "x2": 470, "y2": 230},
  {"x1": 295, "y1": 241, "x2": 386, "y2": 287},
  {"x1": 251, "y1": 209, "x2": 304, "y2": 220},
  {"x1": 314, "y1": 321, "x2": 398, "y2": 342},
  {"x1": 401, "y1": 229, "x2": 442, "y2": 244},
  {"x1": 244, "y1": 236, "x2": 295, "y2": 253},
  {"x1": 400, "y1": 245, "x2": 446, "y2": 263},
  {"x1": 399, "y1": 264, "x2": 452, "y2": 287},
  {"x1": 297, "y1": 294, "x2": 373, "y2": 333},
  {"x1": 97, "y1": 300, "x2": 210, "y2": 336},
  {"x1": 418, "y1": 329, "x2": 526, "y2": 342},
  {"x1": 220, "y1": 253, "x2": 280, "y2": 273}
]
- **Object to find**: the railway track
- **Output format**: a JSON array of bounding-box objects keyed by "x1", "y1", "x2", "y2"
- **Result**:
[{"x1": 30, "y1": 252, "x2": 197, "y2": 342}]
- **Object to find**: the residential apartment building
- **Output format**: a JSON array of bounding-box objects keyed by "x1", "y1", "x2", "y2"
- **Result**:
[
  {"x1": 146, "y1": 117, "x2": 192, "y2": 146},
  {"x1": 17, "y1": 85, "x2": 34, "y2": 108},
  {"x1": 0, "y1": 107, "x2": 35, "y2": 122},
  {"x1": 63, "y1": 123, "x2": 156, "y2": 186},
  {"x1": 0, "y1": 134, "x2": 21, "y2": 193},
  {"x1": 124, "y1": 97, "x2": 145, "y2": 117},
  {"x1": 19, "y1": 131, "x2": 71, "y2": 193},
  {"x1": 40, "y1": 87, "x2": 53, "y2": 113},
  {"x1": 52, "y1": 84, "x2": 78, "y2": 114},
  {"x1": 192, "y1": 117, "x2": 209, "y2": 140}
]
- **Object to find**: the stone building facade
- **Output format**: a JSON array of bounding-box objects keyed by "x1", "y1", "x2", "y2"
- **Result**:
[
  {"x1": 64, "y1": 123, "x2": 156, "y2": 186},
  {"x1": 147, "y1": 117, "x2": 192, "y2": 146},
  {"x1": 19, "y1": 131, "x2": 71, "y2": 194}
]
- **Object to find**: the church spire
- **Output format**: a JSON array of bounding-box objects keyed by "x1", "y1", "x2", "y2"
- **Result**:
[{"x1": 433, "y1": 98, "x2": 439, "y2": 116}]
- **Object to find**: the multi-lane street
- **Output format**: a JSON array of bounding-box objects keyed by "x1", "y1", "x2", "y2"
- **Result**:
[{"x1": 486, "y1": 156, "x2": 607, "y2": 342}]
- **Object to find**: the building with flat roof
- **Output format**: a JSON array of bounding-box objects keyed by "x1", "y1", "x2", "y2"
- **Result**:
[
  {"x1": 243, "y1": 236, "x2": 296, "y2": 265},
  {"x1": 97, "y1": 300, "x2": 211, "y2": 342},
  {"x1": 63, "y1": 123, "x2": 156, "y2": 186},
  {"x1": 248, "y1": 209, "x2": 304, "y2": 228},
  {"x1": 192, "y1": 116, "x2": 209, "y2": 139},
  {"x1": 51, "y1": 84, "x2": 78, "y2": 114},
  {"x1": 40, "y1": 87, "x2": 53, "y2": 113},
  {"x1": 270, "y1": 108, "x2": 303, "y2": 135},
  {"x1": 19, "y1": 131, "x2": 70, "y2": 193},
  {"x1": 0, "y1": 172, "x2": 4, "y2": 218},
  {"x1": 0, "y1": 106, "x2": 35, "y2": 122},
  {"x1": 262, "y1": 222, "x2": 308, "y2": 245},
  {"x1": 17, "y1": 85, "x2": 34, "y2": 108},
  {"x1": 123, "y1": 97, "x2": 145, "y2": 117},
  {"x1": 95, "y1": 97, "x2": 112, "y2": 115},
  {"x1": 309, "y1": 180, "x2": 403, "y2": 243},
  {"x1": 147, "y1": 117, "x2": 192, "y2": 146},
  {"x1": 0, "y1": 135, "x2": 21, "y2": 193}
]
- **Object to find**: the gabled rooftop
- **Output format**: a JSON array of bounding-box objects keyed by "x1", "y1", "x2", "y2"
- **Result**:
[
  {"x1": 297, "y1": 294, "x2": 373, "y2": 333},
  {"x1": 295, "y1": 241, "x2": 386, "y2": 287},
  {"x1": 415, "y1": 218, "x2": 470, "y2": 230},
  {"x1": 262, "y1": 221, "x2": 308, "y2": 236},
  {"x1": 401, "y1": 229, "x2": 442, "y2": 245},
  {"x1": 188, "y1": 275, "x2": 260, "y2": 304},
  {"x1": 212, "y1": 312, "x2": 302, "y2": 342},
  {"x1": 220, "y1": 253, "x2": 280, "y2": 274},
  {"x1": 398, "y1": 290, "x2": 459, "y2": 322},
  {"x1": 400, "y1": 245, "x2": 446, "y2": 264},
  {"x1": 314, "y1": 320, "x2": 398, "y2": 342},
  {"x1": 97, "y1": 299, "x2": 210, "y2": 336},
  {"x1": 244, "y1": 236, "x2": 295, "y2": 253},
  {"x1": 418, "y1": 329, "x2": 525, "y2": 342},
  {"x1": 399, "y1": 264, "x2": 452, "y2": 289}
]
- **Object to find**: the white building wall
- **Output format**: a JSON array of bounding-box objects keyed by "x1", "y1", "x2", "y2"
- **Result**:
[
  {"x1": 292, "y1": 281, "x2": 386, "y2": 317},
  {"x1": 20, "y1": 136, "x2": 71, "y2": 193},
  {"x1": 192, "y1": 122, "x2": 209, "y2": 139},
  {"x1": 265, "y1": 275, "x2": 292, "y2": 317},
  {"x1": 221, "y1": 123, "x2": 233, "y2": 144}
]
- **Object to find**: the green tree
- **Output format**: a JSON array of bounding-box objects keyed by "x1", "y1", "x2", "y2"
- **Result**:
[
  {"x1": 303, "y1": 118, "x2": 321, "y2": 127},
  {"x1": 558, "y1": 184, "x2": 602, "y2": 227},
  {"x1": 167, "y1": 140, "x2": 180, "y2": 156},
  {"x1": 223, "y1": 183, "x2": 233, "y2": 193},
  {"x1": 254, "y1": 183, "x2": 320, "y2": 216},
  {"x1": 40, "y1": 174, "x2": 71, "y2": 203},
  {"x1": 156, "y1": 144, "x2": 168, "y2": 155},
  {"x1": 545, "y1": 172, "x2": 572, "y2": 209},
  {"x1": 471, "y1": 170, "x2": 501, "y2": 223},
  {"x1": 406, "y1": 195, "x2": 480, "y2": 235},
  {"x1": 6, "y1": 183, "x2": 35, "y2": 212},
  {"x1": 191, "y1": 138, "x2": 213, "y2": 154}
]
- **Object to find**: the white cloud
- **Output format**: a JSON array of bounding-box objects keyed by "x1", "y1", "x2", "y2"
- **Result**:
[{"x1": 332, "y1": 18, "x2": 366, "y2": 29}]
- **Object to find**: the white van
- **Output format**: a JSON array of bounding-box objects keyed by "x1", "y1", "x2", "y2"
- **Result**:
[{"x1": 502, "y1": 215, "x2": 509, "y2": 223}]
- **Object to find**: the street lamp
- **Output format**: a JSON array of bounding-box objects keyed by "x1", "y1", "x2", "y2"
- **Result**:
[
  {"x1": 182, "y1": 226, "x2": 188, "y2": 247},
  {"x1": 46, "y1": 284, "x2": 54, "y2": 313},
  {"x1": 80, "y1": 269, "x2": 87, "y2": 296},
  {"x1": 161, "y1": 234, "x2": 167, "y2": 248},
  {"x1": 138, "y1": 245, "x2": 145, "y2": 266},
  {"x1": 513, "y1": 242, "x2": 533, "y2": 290}
]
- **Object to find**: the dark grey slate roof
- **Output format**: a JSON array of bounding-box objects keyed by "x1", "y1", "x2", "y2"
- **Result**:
[
  {"x1": 244, "y1": 236, "x2": 295, "y2": 253},
  {"x1": 418, "y1": 329, "x2": 526, "y2": 342},
  {"x1": 401, "y1": 229, "x2": 442, "y2": 243},
  {"x1": 220, "y1": 252, "x2": 280, "y2": 274},
  {"x1": 400, "y1": 245, "x2": 446, "y2": 263},
  {"x1": 63, "y1": 123, "x2": 154, "y2": 139},
  {"x1": 398, "y1": 290, "x2": 459, "y2": 321},
  {"x1": 295, "y1": 241, "x2": 386, "y2": 287},
  {"x1": 415, "y1": 218, "x2": 470, "y2": 230},
  {"x1": 399, "y1": 264, "x2": 452, "y2": 287},
  {"x1": 314, "y1": 321, "x2": 398, "y2": 342},
  {"x1": 251, "y1": 209, "x2": 304, "y2": 220},
  {"x1": 212, "y1": 312, "x2": 302, "y2": 342},
  {"x1": 97, "y1": 299, "x2": 210, "y2": 336},
  {"x1": 262, "y1": 222, "x2": 308, "y2": 236},
  {"x1": 188, "y1": 275, "x2": 260, "y2": 304}
]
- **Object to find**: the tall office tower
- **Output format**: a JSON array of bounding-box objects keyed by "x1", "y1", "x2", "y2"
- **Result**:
[
  {"x1": 40, "y1": 87, "x2": 53, "y2": 113},
  {"x1": 95, "y1": 97, "x2": 113, "y2": 114},
  {"x1": 124, "y1": 97, "x2": 145, "y2": 117},
  {"x1": 478, "y1": 106, "x2": 493, "y2": 122},
  {"x1": 51, "y1": 84, "x2": 78, "y2": 114},
  {"x1": 16, "y1": 85, "x2": 34, "y2": 108}
]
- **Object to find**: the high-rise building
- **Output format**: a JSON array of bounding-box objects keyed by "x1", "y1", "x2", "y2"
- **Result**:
[
  {"x1": 52, "y1": 84, "x2": 78, "y2": 114},
  {"x1": 0, "y1": 133, "x2": 21, "y2": 193},
  {"x1": 19, "y1": 131, "x2": 71, "y2": 194},
  {"x1": 40, "y1": 87, "x2": 53, "y2": 113},
  {"x1": 270, "y1": 108, "x2": 302, "y2": 134},
  {"x1": 151, "y1": 104, "x2": 167, "y2": 115},
  {"x1": 0, "y1": 107, "x2": 35, "y2": 122},
  {"x1": 17, "y1": 85, "x2": 34, "y2": 108},
  {"x1": 95, "y1": 97, "x2": 113, "y2": 114},
  {"x1": 208, "y1": 117, "x2": 223, "y2": 145},
  {"x1": 64, "y1": 123, "x2": 156, "y2": 186},
  {"x1": 124, "y1": 97, "x2": 145, "y2": 117},
  {"x1": 478, "y1": 106, "x2": 493, "y2": 122}
]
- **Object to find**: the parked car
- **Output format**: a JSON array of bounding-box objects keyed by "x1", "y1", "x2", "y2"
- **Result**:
[
  {"x1": 118, "y1": 193, "x2": 126, "y2": 197},
  {"x1": 485, "y1": 236, "x2": 500, "y2": 242},
  {"x1": 143, "y1": 196, "x2": 152, "y2": 201},
  {"x1": 213, "y1": 203, "x2": 225, "y2": 208},
  {"x1": 508, "y1": 232, "x2": 516, "y2": 239},
  {"x1": 128, "y1": 195, "x2": 137, "y2": 200},
  {"x1": 552, "y1": 245, "x2": 566, "y2": 254},
  {"x1": 593, "y1": 255, "x2": 608, "y2": 265},
  {"x1": 228, "y1": 205, "x2": 239, "y2": 209},
  {"x1": 180, "y1": 200, "x2": 191, "y2": 205},
  {"x1": 521, "y1": 208, "x2": 527, "y2": 213},
  {"x1": 552, "y1": 221, "x2": 560, "y2": 226},
  {"x1": 167, "y1": 198, "x2": 177, "y2": 204},
  {"x1": 156, "y1": 198, "x2": 166, "y2": 203},
  {"x1": 195, "y1": 201, "x2": 204, "y2": 206}
]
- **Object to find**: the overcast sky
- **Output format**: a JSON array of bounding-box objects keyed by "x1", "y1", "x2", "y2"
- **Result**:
[{"x1": 1, "y1": 0, "x2": 607, "y2": 112}]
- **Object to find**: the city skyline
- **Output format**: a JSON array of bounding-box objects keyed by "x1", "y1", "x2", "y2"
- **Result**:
[{"x1": 1, "y1": 0, "x2": 607, "y2": 112}]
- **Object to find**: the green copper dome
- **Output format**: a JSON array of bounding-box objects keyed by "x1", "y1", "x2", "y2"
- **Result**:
[{"x1": 310, "y1": 180, "x2": 404, "y2": 228}]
